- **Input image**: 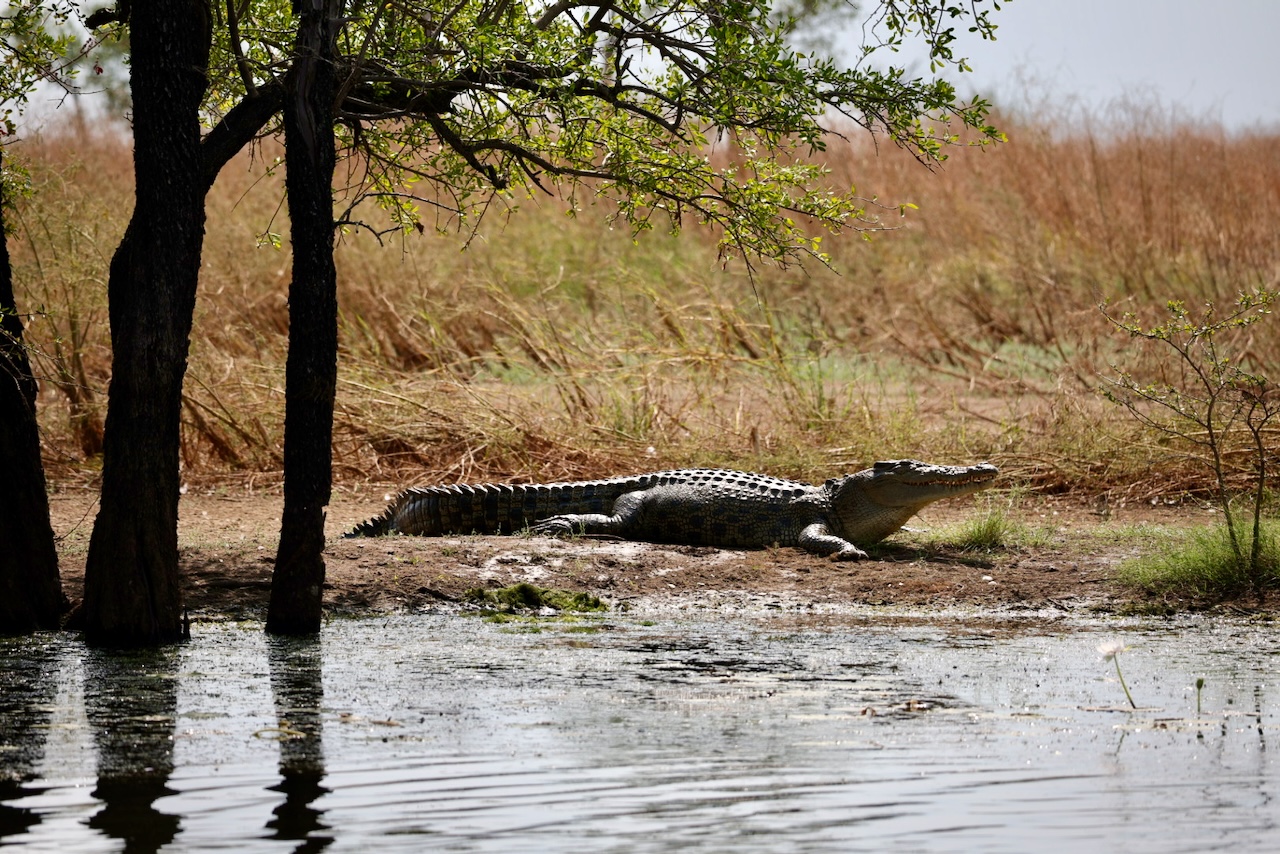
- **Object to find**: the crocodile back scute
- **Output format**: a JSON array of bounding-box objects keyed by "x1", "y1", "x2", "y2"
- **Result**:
[{"x1": 347, "y1": 469, "x2": 816, "y2": 537}]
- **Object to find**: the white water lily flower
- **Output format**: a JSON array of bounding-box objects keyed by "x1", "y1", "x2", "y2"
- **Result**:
[{"x1": 1097, "y1": 640, "x2": 1129, "y2": 661}]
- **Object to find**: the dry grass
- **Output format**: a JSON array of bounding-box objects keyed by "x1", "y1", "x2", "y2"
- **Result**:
[{"x1": 10, "y1": 102, "x2": 1280, "y2": 499}]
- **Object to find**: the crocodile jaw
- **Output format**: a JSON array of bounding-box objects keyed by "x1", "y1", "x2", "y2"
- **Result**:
[
  {"x1": 829, "y1": 459, "x2": 999, "y2": 545},
  {"x1": 862, "y1": 459, "x2": 998, "y2": 507}
]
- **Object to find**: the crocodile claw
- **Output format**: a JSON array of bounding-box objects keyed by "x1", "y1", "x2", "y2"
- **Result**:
[{"x1": 530, "y1": 517, "x2": 580, "y2": 537}]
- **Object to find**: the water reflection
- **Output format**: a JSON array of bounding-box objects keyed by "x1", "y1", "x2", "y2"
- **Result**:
[
  {"x1": 3, "y1": 617, "x2": 1279, "y2": 852},
  {"x1": 83, "y1": 646, "x2": 181, "y2": 853},
  {"x1": 0, "y1": 637, "x2": 59, "y2": 842},
  {"x1": 266, "y1": 635, "x2": 332, "y2": 852}
]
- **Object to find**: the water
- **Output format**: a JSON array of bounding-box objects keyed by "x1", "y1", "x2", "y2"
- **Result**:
[{"x1": 2, "y1": 612, "x2": 1277, "y2": 852}]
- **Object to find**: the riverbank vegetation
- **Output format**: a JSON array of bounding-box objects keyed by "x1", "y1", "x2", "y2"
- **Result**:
[
  {"x1": 1117, "y1": 520, "x2": 1280, "y2": 601},
  {"x1": 16, "y1": 103, "x2": 1276, "y2": 503},
  {"x1": 13, "y1": 100, "x2": 1279, "y2": 610}
]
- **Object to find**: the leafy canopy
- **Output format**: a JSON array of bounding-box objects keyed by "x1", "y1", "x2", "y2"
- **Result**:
[
  {"x1": 0, "y1": 1, "x2": 83, "y2": 130},
  {"x1": 1, "y1": 1, "x2": 87, "y2": 200},
  {"x1": 92, "y1": 1, "x2": 1008, "y2": 263}
]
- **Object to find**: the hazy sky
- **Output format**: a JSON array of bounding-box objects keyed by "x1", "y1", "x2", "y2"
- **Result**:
[
  {"x1": 21, "y1": 2, "x2": 1280, "y2": 132},
  {"x1": 870, "y1": 0, "x2": 1280, "y2": 130}
]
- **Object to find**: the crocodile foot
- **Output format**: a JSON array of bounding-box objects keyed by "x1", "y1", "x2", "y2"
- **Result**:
[{"x1": 530, "y1": 517, "x2": 585, "y2": 537}]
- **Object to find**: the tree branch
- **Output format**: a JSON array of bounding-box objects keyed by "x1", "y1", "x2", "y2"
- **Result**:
[
  {"x1": 224, "y1": 0, "x2": 258, "y2": 97},
  {"x1": 85, "y1": 1, "x2": 131, "y2": 29},
  {"x1": 534, "y1": 0, "x2": 608, "y2": 30},
  {"x1": 200, "y1": 80, "x2": 286, "y2": 191}
]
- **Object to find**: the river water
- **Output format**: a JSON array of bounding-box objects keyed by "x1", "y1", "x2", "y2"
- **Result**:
[{"x1": 1, "y1": 610, "x2": 1277, "y2": 852}]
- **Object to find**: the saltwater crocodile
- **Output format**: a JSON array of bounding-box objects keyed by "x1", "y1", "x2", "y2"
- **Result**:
[{"x1": 347, "y1": 460, "x2": 998, "y2": 560}]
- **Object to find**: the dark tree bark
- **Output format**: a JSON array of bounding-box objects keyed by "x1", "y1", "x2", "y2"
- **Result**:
[
  {"x1": 74, "y1": 0, "x2": 281, "y2": 646},
  {"x1": 267, "y1": 0, "x2": 341, "y2": 635},
  {"x1": 0, "y1": 153, "x2": 64, "y2": 635},
  {"x1": 82, "y1": 0, "x2": 213, "y2": 646}
]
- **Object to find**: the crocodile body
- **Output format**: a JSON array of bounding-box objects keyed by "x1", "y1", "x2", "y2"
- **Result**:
[{"x1": 347, "y1": 460, "x2": 998, "y2": 560}]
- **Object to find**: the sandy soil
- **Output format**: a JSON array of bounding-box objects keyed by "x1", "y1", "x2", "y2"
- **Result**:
[{"x1": 46, "y1": 483, "x2": 1261, "y2": 622}]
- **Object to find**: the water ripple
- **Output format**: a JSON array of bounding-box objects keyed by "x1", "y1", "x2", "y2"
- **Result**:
[{"x1": 2, "y1": 616, "x2": 1277, "y2": 852}]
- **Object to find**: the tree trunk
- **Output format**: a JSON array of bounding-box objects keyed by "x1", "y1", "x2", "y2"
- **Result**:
[
  {"x1": 82, "y1": 0, "x2": 212, "y2": 646},
  {"x1": 267, "y1": 0, "x2": 341, "y2": 635},
  {"x1": 0, "y1": 152, "x2": 64, "y2": 635}
]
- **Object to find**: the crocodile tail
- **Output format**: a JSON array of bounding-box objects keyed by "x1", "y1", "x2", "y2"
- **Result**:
[
  {"x1": 344, "y1": 508, "x2": 394, "y2": 538},
  {"x1": 345, "y1": 474, "x2": 667, "y2": 538},
  {"x1": 343, "y1": 484, "x2": 515, "y2": 537}
]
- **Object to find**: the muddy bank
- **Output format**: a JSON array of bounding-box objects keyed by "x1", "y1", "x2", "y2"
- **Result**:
[{"x1": 46, "y1": 486, "x2": 1260, "y2": 621}]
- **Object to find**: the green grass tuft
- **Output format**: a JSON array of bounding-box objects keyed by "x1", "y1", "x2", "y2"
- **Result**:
[
  {"x1": 925, "y1": 497, "x2": 1051, "y2": 553},
  {"x1": 947, "y1": 509, "x2": 1023, "y2": 552},
  {"x1": 1117, "y1": 520, "x2": 1280, "y2": 599}
]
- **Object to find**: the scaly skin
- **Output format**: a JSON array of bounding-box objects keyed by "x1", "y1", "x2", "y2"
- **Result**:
[{"x1": 347, "y1": 460, "x2": 998, "y2": 560}]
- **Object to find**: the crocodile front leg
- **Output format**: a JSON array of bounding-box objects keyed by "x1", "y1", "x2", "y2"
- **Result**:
[
  {"x1": 531, "y1": 512, "x2": 623, "y2": 537},
  {"x1": 530, "y1": 491, "x2": 647, "y2": 538},
  {"x1": 798, "y1": 522, "x2": 868, "y2": 561}
]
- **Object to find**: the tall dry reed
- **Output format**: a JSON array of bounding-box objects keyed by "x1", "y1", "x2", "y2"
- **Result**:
[{"x1": 10, "y1": 101, "x2": 1279, "y2": 499}]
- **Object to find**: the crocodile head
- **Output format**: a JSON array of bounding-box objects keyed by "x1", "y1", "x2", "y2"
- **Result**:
[{"x1": 827, "y1": 459, "x2": 999, "y2": 545}]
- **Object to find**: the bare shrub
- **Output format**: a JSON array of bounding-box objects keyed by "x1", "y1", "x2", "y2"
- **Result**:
[{"x1": 1102, "y1": 291, "x2": 1280, "y2": 595}]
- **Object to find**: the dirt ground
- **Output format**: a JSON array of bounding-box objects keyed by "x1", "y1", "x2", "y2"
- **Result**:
[{"x1": 46, "y1": 483, "x2": 1265, "y2": 622}]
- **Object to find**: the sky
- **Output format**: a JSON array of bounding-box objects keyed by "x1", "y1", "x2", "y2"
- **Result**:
[
  {"x1": 854, "y1": 0, "x2": 1280, "y2": 131},
  {"x1": 19, "y1": 1, "x2": 1280, "y2": 133}
]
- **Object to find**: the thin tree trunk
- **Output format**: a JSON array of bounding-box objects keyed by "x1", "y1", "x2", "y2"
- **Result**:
[
  {"x1": 0, "y1": 151, "x2": 64, "y2": 634},
  {"x1": 267, "y1": 0, "x2": 341, "y2": 635},
  {"x1": 82, "y1": 0, "x2": 212, "y2": 646}
]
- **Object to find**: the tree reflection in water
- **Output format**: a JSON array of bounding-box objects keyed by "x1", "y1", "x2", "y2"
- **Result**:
[
  {"x1": 83, "y1": 646, "x2": 181, "y2": 854},
  {"x1": 266, "y1": 635, "x2": 332, "y2": 852},
  {"x1": 0, "y1": 638, "x2": 60, "y2": 842}
]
